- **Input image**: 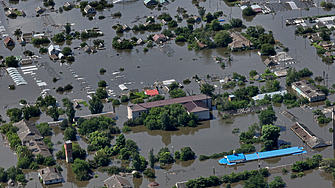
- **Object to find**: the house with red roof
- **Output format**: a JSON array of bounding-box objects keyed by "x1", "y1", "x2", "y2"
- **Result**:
[
  {"x1": 145, "y1": 89, "x2": 159, "y2": 96},
  {"x1": 153, "y1": 34, "x2": 166, "y2": 43},
  {"x1": 4, "y1": 36, "x2": 15, "y2": 46}
]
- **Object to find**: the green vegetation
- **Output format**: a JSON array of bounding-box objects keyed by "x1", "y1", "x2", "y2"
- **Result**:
[
  {"x1": 242, "y1": 6, "x2": 256, "y2": 16},
  {"x1": 5, "y1": 56, "x2": 19, "y2": 67},
  {"x1": 89, "y1": 94, "x2": 104, "y2": 114},
  {"x1": 36, "y1": 122, "x2": 51, "y2": 136},
  {"x1": 142, "y1": 103, "x2": 198, "y2": 130},
  {"x1": 112, "y1": 36, "x2": 133, "y2": 49}
]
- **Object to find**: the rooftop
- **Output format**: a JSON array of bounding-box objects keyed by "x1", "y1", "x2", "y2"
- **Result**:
[
  {"x1": 291, "y1": 122, "x2": 330, "y2": 149},
  {"x1": 292, "y1": 80, "x2": 325, "y2": 98},
  {"x1": 129, "y1": 94, "x2": 210, "y2": 112},
  {"x1": 38, "y1": 167, "x2": 62, "y2": 181},
  {"x1": 104, "y1": 175, "x2": 132, "y2": 188},
  {"x1": 13, "y1": 119, "x2": 43, "y2": 142}
]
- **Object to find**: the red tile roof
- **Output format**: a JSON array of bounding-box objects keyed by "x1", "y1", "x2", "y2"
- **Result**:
[
  {"x1": 145, "y1": 89, "x2": 159, "y2": 96},
  {"x1": 4, "y1": 36, "x2": 14, "y2": 45}
]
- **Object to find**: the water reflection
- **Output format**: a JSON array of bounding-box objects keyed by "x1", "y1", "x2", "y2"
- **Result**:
[{"x1": 131, "y1": 121, "x2": 210, "y2": 146}]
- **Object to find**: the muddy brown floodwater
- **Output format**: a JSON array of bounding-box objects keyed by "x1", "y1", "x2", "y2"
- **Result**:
[{"x1": 1, "y1": 0, "x2": 335, "y2": 187}]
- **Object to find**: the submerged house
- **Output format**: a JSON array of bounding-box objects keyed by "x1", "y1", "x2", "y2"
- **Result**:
[
  {"x1": 228, "y1": 33, "x2": 253, "y2": 50},
  {"x1": 4, "y1": 36, "x2": 15, "y2": 46},
  {"x1": 153, "y1": 34, "x2": 166, "y2": 43},
  {"x1": 84, "y1": 5, "x2": 96, "y2": 14},
  {"x1": 104, "y1": 175, "x2": 132, "y2": 188},
  {"x1": 48, "y1": 44, "x2": 64, "y2": 60},
  {"x1": 13, "y1": 119, "x2": 52, "y2": 157},
  {"x1": 38, "y1": 167, "x2": 62, "y2": 185}
]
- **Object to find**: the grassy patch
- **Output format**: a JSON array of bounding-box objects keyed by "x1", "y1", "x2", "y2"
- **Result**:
[{"x1": 78, "y1": 101, "x2": 88, "y2": 107}]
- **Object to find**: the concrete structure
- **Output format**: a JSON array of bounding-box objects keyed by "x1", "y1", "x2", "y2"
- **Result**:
[
  {"x1": 291, "y1": 122, "x2": 331, "y2": 149},
  {"x1": 64, "y1": 140, "x2": 73, "y2": 163},
  {"x1": 128, "y1": 94, "x2": 212, "y2": 120},
  {"x1": 13, "y1": 119, "x2": 52, "y2": 157},
  {"x1": 153, "y1": 34, "x2": 166, "y2": 43},
  {"x1": 38, "y1": 167, "x2": 62, "y2": 185},
  {"x1": 84, "y1": 5, "x2": 96, "y2": 14},
  {"x1": 4, "y1": 36, "x2": 15, "y2": 46},
  {"x1": 228, "y1": 33, "x2": 252, "y2": 50},
  {"x1": 104, "y1": 175, "x2": 132, "y2": 188},
  {"x1": 292, "y1": 80, "x2": 326, "y2": 102}
]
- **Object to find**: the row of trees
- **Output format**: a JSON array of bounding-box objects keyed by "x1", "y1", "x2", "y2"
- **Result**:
[{"x1": 142, "y1": 103, "x2": 198, "y2": 131}]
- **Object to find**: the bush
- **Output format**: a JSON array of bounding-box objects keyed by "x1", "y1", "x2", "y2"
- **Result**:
[
  {"x1": 291, "y1": 174, "x2": 297, "y2": 178},
  {"x1": 121, "y1": 126, "x2": 131, "y2": 133},
  {"x1": 143, "y1": 168, "x2": 155, "y2": 178}
]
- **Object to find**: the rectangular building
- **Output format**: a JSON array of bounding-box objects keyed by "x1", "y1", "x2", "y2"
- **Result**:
[
  {"x1": 291, "y1": 80, "x2": 326, "y2": 102},
  {"x1": 127, "y1": 94, "x2": 212, "y2": 120}
]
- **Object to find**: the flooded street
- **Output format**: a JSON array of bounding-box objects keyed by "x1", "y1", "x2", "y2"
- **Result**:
[{"x1": 1, "y1": 0, "x2": 335, "y2": 187}]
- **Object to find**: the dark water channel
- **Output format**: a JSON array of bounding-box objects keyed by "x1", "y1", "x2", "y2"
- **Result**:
[{"x1": 1, "y1": 0, "x2": 335, "y2": 187}]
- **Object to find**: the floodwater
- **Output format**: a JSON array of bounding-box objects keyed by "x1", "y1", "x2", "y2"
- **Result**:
[{"x1": 1, "y1": 0, "x2": 335, "y2": 187}]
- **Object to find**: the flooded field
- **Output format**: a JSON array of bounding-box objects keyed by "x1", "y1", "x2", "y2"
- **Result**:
[{"x1": 1, "y1": 0, "x2": 335, "y2": 187}]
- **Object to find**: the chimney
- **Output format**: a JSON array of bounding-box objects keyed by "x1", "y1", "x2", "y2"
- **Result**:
[{"x1": 42, "y1": 170, "x2": 44, "y2": 174}]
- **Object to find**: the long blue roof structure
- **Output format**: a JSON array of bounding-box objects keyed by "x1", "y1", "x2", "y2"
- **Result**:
[{"x1": 218, "y1": 147, "x2": 306, "y2": 165}]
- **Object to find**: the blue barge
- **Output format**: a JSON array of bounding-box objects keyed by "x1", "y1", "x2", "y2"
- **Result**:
[{"x1": 218, "y1": 147, "x2": 306, "y2": 165}]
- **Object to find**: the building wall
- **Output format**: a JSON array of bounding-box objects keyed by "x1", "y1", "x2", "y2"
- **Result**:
[
  {"x1": 44, "y1": 178, "x2": 62, "y2": 185},
  {"x1": 193, "y1": 110, "x2": 210, "y2": 120}
]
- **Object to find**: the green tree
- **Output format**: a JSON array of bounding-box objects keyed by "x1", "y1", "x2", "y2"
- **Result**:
[
  {"x1": 215, "y1": 30, "x2": 232, "y2": 47},
  {"x1": 94, "y1": 149, "x2": 110, "y2": 166},
  {"x1": 50, "y1": 106, "x2": 59, "y2": 121},
  {"x1": 89, "y1": 94, "x2": 104, "y2": 114},
  {"x1": 149, "y1": 148, "x2": 155, "y2": 168},
  {"x1": 261, "y1": 43, "x2": 276, "y2": 55},
  {"x1": 65, "y1": 23, "x2": 71, "y2": 34},
  {"x1": 261, "y1": 124, "x2": 281, "y2": 148},
  {"x1": 180, "y1": 147, "x2": 195, "y2": 161},
  {"x1": 62, "y1": 47, "x2": 72, "y2": 56},
  {"x1": 112, "y1": 99, "x2": 121, "y2": 106},
  {"x1": 168, "y1": 20, "x2": 178, "y2": 27},
  {"x1": 96, "y1": 87, "x2": 108, "y2": 99},
  {"x1": 269, "y1": 176, "x2": 285, "y2": 188},
  {"x1": 249, "y1": 70, "x2": 258, "y2": 77},
  {"x1": 205, "y1": 12, "x2": 214, "y2": 23},
  {"x1": 170, "y1": 89, "x2": 186, "y2": 98},
  {"x1": 64, "y1": 126, "x2": 77, "y2": 141},
  {"x1": 36, "y1": 123, "x2": 52, "y2": 136},
  {"x1": 23, "y1": 106, "x2": 41, "y2": 120},
  {"x1": 198, "y1": 7, "x2": 206, "y2": 18},
  {"x1": 6, "y1": 108, "x2": 22, "y2": 122},
  {"x1": 5, "y1": 56, "x2": 19, "y2": 67},
  {"x1": 121, "y1": 95, "x2": 129, "y2": 103},
  {"x1": 71, "y1": 159, "x2": 91, "y2": 181},
  {"x1": 200, "y1": 84, "x2": 215, "y2": 96},
  {"x1": 98, "y1": 80, "x2": 107, "y2": 87},
  {"x1": 60, "y1": 119, "x2": 68, "y2": 130},
  {"x1": 242, "y1": 6, "x2": 256, "y2": 16},
  {"x1": 53, "y1": 33, "x2": 65, "y2": 43},
  {"x1": 230, "y1": 18, "x2": 243, "y2": 28},
  {"x1": 258, "y1": 105, "x2": 277, "y2": 126},
  {"x1": 66, "y1": 103, "x2": 76, "y2": 124},
  {"x1": 244, "y1": 174, "x2": 267, "y2": 188}
]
